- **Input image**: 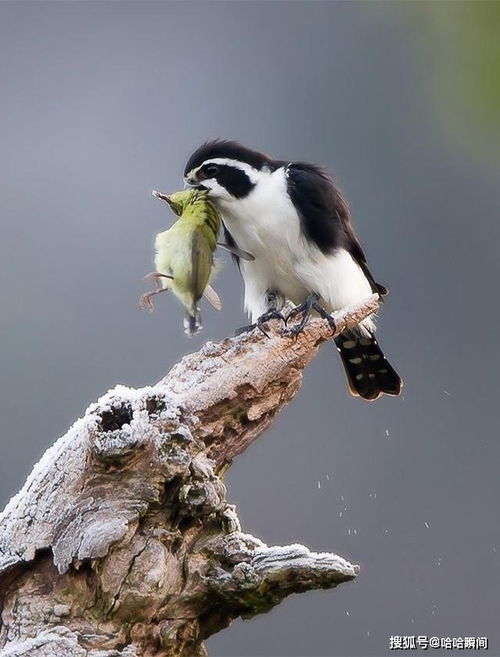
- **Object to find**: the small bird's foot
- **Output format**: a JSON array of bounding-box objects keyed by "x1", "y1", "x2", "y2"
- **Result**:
[
  {"x1": 285, "y1": 293, "x2": 336, "y2": 336},
  {"x1": 139, "y1": 291, "x2": 158, "y2": 313},
  {"x1": 139, "y1": 272, "x2": 172, "y2": 312},
  {"x1": 256, "y1": 309, "x2": 287, "y2": 337}
]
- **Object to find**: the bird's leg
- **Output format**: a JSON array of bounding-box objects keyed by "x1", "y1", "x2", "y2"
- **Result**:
[
  {"x1": 256, "y1": 310, "x2": 287, "y2": 338},
  {"x1": 234, "y1": 290, "x2": 286, "y2": 337},
  {"x1": 311, "y1": 300, "x2": 337, "y2": 333},
  {"x1": 139, "y1": 289, "x2": 169, "y2": 313},
  {"x1": 284, "y1": 294, "x2": 316, "y2": 335},
  {"x1": 285, "y1": 293, "x2": 336, "y2": 335},
  {"x1": 139, "y1": 272, "x2": 172, "y2": 313},
  {"x1": 255, "y1": 290, "x2": 287, "y2": 337},
  {"x1": 143, "y1": 271, "x2": 172, "y2": 283}
]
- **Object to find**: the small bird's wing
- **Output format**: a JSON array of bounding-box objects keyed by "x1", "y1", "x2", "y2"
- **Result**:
[
  {"x1": 286, "y1": 162, "x2": 387, "y2": 297},
  {"x1": 191, "y1": 230, "x2": 214, "y2": 302},
  {"x1": 203, "y1": 284, "x2": 222, "y2": 310}
]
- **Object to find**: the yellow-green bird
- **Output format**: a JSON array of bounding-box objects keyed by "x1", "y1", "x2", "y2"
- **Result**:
[{"x1": 140, "y1": 188, "x2": 253, "y2": 335}]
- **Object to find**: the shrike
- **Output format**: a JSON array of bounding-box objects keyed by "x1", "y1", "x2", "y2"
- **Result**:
[{"x1": 184, "y1": 140, "x2": 402, "y2": 401}]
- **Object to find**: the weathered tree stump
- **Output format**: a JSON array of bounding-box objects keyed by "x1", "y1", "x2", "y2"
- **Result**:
[{"x1": 0, "y1": 297, "x2": 379, "y2": 657}]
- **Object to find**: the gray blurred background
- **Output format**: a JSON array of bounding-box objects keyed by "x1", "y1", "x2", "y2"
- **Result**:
[{"x1": 1, "y1": 2, "x2": 500, "y2": 656}]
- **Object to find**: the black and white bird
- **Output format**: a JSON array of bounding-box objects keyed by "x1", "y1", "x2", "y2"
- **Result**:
[{"x1": 184, "y1": 140, "x2": 402, "y2": 401}]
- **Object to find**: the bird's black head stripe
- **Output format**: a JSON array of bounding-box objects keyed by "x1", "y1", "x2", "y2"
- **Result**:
[{"x1": 185, "y1": 139, "x2": 273, "y2": 175}]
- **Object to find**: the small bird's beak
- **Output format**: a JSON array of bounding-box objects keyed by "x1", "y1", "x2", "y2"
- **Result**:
[{"x1": 152, "y1": 189, "x2": 174, "y2": 207}]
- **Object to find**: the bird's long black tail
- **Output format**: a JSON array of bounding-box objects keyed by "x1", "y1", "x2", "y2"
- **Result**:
[{"x1": 334, "y1": 329, "x2": 402, "y2": 401}]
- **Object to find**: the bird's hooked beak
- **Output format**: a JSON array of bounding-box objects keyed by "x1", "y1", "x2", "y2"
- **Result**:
[{"x1": 183, "y1": 173, "x2": 207, "y2": 191}]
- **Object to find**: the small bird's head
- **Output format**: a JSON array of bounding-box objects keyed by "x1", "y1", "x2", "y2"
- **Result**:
[{"x1": 184, "y1": 139, "x2": 274, "y2": 203}]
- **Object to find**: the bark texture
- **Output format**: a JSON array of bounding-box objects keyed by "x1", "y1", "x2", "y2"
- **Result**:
[{"x1": 0, "y1": 297, "x2": 379, "y2": 657}]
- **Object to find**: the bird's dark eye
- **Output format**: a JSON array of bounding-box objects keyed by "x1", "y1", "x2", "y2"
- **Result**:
[{"x1": 204, "y1": 164, "x2": 219, "y2": 178}]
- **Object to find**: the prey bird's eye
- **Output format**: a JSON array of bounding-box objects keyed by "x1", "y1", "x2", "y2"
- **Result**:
[{"x1": 204, "y1": 164, "x2": 219, "y2": 178}]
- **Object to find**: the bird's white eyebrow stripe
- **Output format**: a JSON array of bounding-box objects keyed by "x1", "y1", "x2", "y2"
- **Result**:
[{"x1": 191, "y1": 158, "x2": 266, "y2": 184}]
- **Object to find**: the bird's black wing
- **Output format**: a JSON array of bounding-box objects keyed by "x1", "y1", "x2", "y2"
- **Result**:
[{"x1": 285, "y1": 162, "x2": 387, "y2": 297}]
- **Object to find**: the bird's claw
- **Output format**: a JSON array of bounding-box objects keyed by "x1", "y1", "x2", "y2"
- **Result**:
[
  {"x1": 256, "y1": 310, "x2": 287, "y2": 337},
  {"x1": 283, "y1": 296, "x2": 315, "y2": 335},
  {"x1": 139, "y1": 292, "x2": 156, "y2": 313},
  {"x1": 234, "y1": 323, "x2": 256, "y2": 336},
  {"x1": 321, "y1": 313, "x2": 337, "y2": 333},
  {"x1": 284, "y1": 294, "x2": 336, "y2": 336},
  {"x1": 139, "y1": 272, "x2": 172, "y2": 313},
  {"x1": 234, "y1": 311, "x2": 286, "y2": 338},
  {"x1": 283, "y1": 322, "x2": 306, "y2": 337}
]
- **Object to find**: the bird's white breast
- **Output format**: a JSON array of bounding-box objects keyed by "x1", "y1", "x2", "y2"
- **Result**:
[
  {"x1": 217, "y1": 169, "x2": 308, "y2": 311},
  {"x1": 217, "y1": 167, "x2": 374, "y2": 327}
]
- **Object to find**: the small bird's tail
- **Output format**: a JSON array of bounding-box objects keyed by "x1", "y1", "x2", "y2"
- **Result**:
[
  {"x1": 183, "y1": 309, "x2": 203, "y2": 336},
  {"x1": 334, "y1": 329, "x2": 402, "y2": 401}
]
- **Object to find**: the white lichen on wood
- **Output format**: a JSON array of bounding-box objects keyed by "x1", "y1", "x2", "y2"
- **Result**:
[{"x1": 0, "y1": 297, "x2": 378, "y2": 657}]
